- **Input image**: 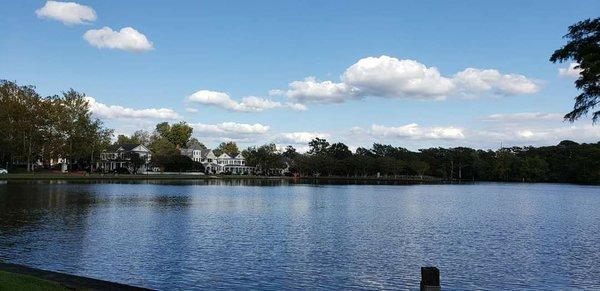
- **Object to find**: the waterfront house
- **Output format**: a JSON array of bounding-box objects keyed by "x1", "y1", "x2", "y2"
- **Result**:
[
  {"x1": 180, "y1": 147, "x2": 253, "y2": 174},
  {"x1": 216, "y1": 153, "x2": 254, "y2": 174},
  {"x1": 98, "y1": 144, "x2": 151, "y2": 173}
]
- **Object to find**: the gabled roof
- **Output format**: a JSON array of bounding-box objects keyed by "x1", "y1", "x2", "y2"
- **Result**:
[
  {"x1": 132, "y1": 145, "x2": 150, "y2": 152},
  {"x1": 205, "y1": 150, "x2": 217, "y2": 158},
  {"x1": 200, "y1": 149, "x2": 212, "y2": 158},
  {"x1": 187, "y1": 144, "x2": 206, "y2": 151},
  {"x1": 119, "y1": 144, "x2": 140, "y2": 151},
  {"x1": 218, "y1": 153, "x2": 231, "y2": 159},
  {"x1": 234, "y1": 153, "x2": 245, "y2": 159},
  {"x1": 106, "y1": 143, "x2": 145, "y2": 152}
]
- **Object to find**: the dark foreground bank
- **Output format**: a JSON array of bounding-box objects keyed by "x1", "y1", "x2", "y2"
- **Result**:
[{"x1": 0, "y1": 263, "x2": 150, "y2": 290}]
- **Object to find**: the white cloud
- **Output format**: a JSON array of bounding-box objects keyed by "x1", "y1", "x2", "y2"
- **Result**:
[
  {"x1": 273, "y1": 55, "x2": 540, "y2": 104},
  {"x1": 286, "y1": 103, "x2": 308, "y2": 111},
  {"x1": 370, "y1": 124, "x2": 465, "y2": 140},
  {"x1": 482, "y1": 112, "x2": 564, "y2": 122},
  {"x1": 282, "y1": 77, "x2": 359, "y2": 104},
  {"x1": 558, "y1": 63, "x2": 582, "y2": 78},
  {"x1": 83, "y1": 27, "x2": 153, "y2": 52},
  {"x1": 190, "y1": 122, "x2": 269, "y2": 135},
  {"x1": 453, "y1": 68, "x2": 540, "y2": 96},
  {"x1": 278, "y1": 132, "x2": 330, "y2": 144},
  {"x1": 185, "y1": 108, "x2": 199, "y2": 113},
  {"x1": 342, "y1": 56, "x2": 455, "y2": 100},
  {"x1": 85, "y1": 97, "x2": 180, "y2": 119},
  {"x1": 186, "y1": 90, "x2": 307, "y2": 112},
  {"x1": 474, "y1": 124, "x2": 600, "y2": 145},
  {"x1": 36, "y1": 1, "x2": 96, "y2": 25}
]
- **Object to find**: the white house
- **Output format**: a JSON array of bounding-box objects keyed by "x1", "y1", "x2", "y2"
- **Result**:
[
  {"x1": 216, "y1": 153, "x2": 253, "y2": 174},
  {"x1": 180, "y1": 147, "x2": 253, "y2": 174},
  {"x1": 98, "y1": 144, "x2": 151, "y2": 173}
]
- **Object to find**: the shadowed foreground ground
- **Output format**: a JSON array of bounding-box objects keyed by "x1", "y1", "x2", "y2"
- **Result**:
[{"x1": 0, "y1": 263, "x2": 149, "y2": 290}]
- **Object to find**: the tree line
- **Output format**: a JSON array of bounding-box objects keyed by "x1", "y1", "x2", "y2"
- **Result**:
[
  {"x1": 242, "y1": 138, "x2": 600, "y2": 184},
  {"x1": 2, "y1": 79, "x2": 599, "y2": 183},
  {"x1": 0, "y1": 80, "x2": 112, "y2": 171}
]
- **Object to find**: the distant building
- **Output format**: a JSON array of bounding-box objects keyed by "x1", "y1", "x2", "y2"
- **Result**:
[
  {"x1": 180, "y1": 147, "x2": 253, "y2": 174},
  {"x1": 98, "y1": 144, "x2": 151, "y2": 173}
]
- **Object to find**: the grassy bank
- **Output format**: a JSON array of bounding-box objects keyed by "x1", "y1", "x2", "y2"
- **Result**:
[
  {"x1": 0, "y1": 263, "x2": 148, "y2": 290},
  {"x1": 0, "y1": 270, "x2": 66, "y2": 291}
]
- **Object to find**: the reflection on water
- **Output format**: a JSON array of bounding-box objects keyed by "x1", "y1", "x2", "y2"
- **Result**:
[{"x1": 0, "y1": 181, "x2": 599, "y2": 290}]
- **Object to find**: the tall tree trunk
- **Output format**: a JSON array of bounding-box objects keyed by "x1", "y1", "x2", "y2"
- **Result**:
[{"x1": 27, "y1": 138, "x2": 32, "y2": 172}]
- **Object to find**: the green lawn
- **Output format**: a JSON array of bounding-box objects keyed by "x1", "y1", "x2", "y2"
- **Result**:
[{"x1": 0, "y1": 270, "x2": 66, "y2": 291}]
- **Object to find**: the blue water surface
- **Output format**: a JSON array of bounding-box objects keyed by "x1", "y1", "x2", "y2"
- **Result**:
[{"x1": 0, "y1": 180, "x2": 598, "y2": 290}]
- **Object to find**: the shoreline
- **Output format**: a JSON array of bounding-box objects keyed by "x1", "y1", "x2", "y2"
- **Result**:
[
  {"x1": 1, "y1": 174, "x2": 598, "y2": 185},
  {"x1": 0, "y1": 263, "x2": 149, "y2": 290},
  {"x1": 0, "y1": 173, "x2": 443, "y2": 184}
]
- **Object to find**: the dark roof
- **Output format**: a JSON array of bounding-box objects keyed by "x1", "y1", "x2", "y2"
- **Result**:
[
  {"x1": 107, "y1": 143, "x2": 141, "y2": 152},
  {"x1": 187, "y1": 144, "x2": 206, "y2": 151},
  {"x1": 200, "y1": 149, "x2": 212, "y2": 158}
]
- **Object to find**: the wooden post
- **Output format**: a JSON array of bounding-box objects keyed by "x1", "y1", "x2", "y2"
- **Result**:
[{"x1": 420, "y1": 266, "x2": 440, "y2": 291}]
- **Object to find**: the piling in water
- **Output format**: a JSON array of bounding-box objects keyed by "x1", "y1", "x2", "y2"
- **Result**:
[{"x1": 420, "y1": 266, "x2": 440, "y2": 291}]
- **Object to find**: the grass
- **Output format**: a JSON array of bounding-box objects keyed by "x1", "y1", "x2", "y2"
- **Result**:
[{"x1": 0, "y1": 270, "x2": 66, "y2": 291}]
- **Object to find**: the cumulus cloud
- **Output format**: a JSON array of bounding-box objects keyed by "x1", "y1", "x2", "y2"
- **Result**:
[
  {"x1": 83, "y1": 27, "x2": 153, "y2": 52},
  {"x1": 558, "y1": 63, "x2": 582, "y2": 78},
  {"x1": 272, "y1": 55, "x2": 540, "y2": 104},
  {"x1": 282, "y1": 77, "x2": 359, "y2": 104},
  {"x1": 474, "y1": 124, "x2": 600, "y2": 145},
  {"x1": 277, "y1": 132, "x2": 330, "y2": 144},
  {"x1": 35, "y1": 1, "x2": 96, "y2": 25},
  {"x1": 469, "y1": 113, "x2": 600, "y2": 148},
  {"x1": 370, "y1": 124, "x2": 465, "y2": 140},
  {"x1": 186, "y1": 90, "x2": 306, "y2": 112},
  {"x1": 187, "y1": 122, "x2": 269, "y2": 144},
  {"x1": 342, "y1": 56, "x2": 456, "y2": 100},
  {"x1": 453, "y1": 68, "x2": 539, "y2": 96},
  {"x1": 482, "y1": 112, "x2": 564, "y2": 122},
  {"x1": 190, "y1": 122, "x2": 269, "y2": 135},
  {"x1": 85, "y1": 97, "x2": 180, "y2": 119}
]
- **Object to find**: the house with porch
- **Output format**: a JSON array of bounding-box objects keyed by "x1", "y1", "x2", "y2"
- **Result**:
[
  {"x1": 180, "y1": 147, "x2": 253, "y2": 174},
  {"x1": 98, "y1": 144, "x2": 151, "y2": 173}
]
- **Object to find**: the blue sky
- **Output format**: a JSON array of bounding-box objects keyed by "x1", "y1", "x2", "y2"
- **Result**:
[{"x1": 1, "y1": 0, "x2": 599, "y2": 151}]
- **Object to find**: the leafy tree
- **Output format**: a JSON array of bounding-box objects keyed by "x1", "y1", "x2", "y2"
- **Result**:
[
  {"x1": 308, "y1": 138, "x2": 330, "y2": 155},
  {"x1": 550, "y1": 18, "x2": 600, "y2": 122},
  {"x1": 408, "y1": 160, "x2": 429, "y2": 177},
  {"x1": 155, "y1": 122, "x2": 192, "y2": 148},
  {"x1": 243, "y1": 143, "x2": 283, "y2": 174},
  {"x1": 132, "y1": 130, "x2": 151, "y2": 146},
  {"x1": 129, "y1": 153, "x2": 147, "y2": 174},
  {"x1": 518, "y1": 156, "x2": 549, "y2": 182},
  {"x1": 116, "y1": 135, "x2": 137, "y2": 145},
  {"x1": 214, "y1": 141, "x2": 239, "y2": 157},
  {"x1": 328, "y1": 142, "x2": 352, "y2": 160},
  {"x1": 187, "y1": 138, "x2": 207, "y2": 150},
  {"x1": 0, "y1": 82, "x2": 111, "y2": 171},
  {"x1": 282, "y1": 146, "x2": 298, "y2": 159}
]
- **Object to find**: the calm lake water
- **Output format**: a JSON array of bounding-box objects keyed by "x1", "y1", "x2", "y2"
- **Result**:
[{"x1": 0, "y1": 180, "x2": 599, "y2": 290}]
